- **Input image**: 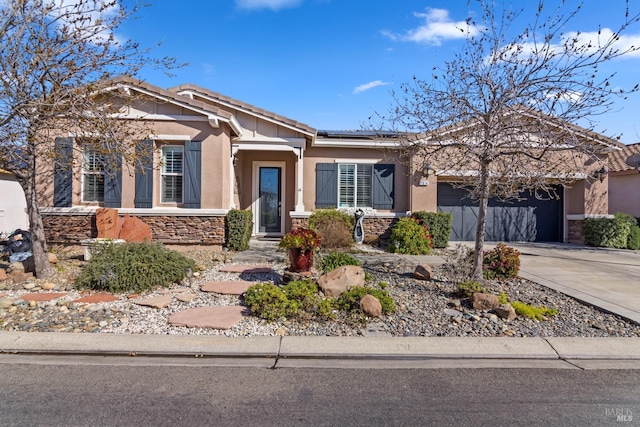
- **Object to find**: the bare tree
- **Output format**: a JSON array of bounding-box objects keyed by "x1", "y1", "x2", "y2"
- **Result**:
[
  {"x1": 0, "y1": 0, "x2": 178, "y2": 278},
  {"x1": 378, "y1": 0, "x2": 640, "y2": 279}
]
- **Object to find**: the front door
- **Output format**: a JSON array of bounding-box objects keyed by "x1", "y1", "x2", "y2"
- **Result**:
[{"x1": 258, "y1": 166, "x2": 282, "y2": 234}]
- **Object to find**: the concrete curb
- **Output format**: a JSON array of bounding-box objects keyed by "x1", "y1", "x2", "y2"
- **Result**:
[{"x1": 2, "y1": 332, "x2": 640, "y2": 362}]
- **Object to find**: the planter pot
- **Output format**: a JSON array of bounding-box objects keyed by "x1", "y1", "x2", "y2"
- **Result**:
[{"x1": 288, "y1": 248, "x2": 314, "y2": 272}]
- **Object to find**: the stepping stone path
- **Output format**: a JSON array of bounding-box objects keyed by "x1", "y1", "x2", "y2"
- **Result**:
[
  {"x1": 132, "y1": 295, "x2": 174, "y2": 309},
  {"x1": 168, "y1": 306, "x2": 249, "y2": 329},
  {"x1": 176, "y1": 293, "x2": 195, "y2": 303},
  {"x1": 219, "y1": 264, "x2": 272, "y2": 274},
  {"x1": 21, "y1": 292, "x2": 67, "y2": 302},
  {"x1": 201, "y1": 280, "x2": 255, "y2": 295},
  {"x1": 73, "y1": 292, "x2": 120, "y2": 304}
]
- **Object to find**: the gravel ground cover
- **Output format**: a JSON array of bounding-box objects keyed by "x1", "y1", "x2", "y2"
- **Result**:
[{"x1": 0, "y1": 246, "x2": 639, "y2": 337}]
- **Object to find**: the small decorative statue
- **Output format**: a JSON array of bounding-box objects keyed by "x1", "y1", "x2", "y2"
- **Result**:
[{"x1": 354, "y1": 209, "x2": 365, "y2": 245}]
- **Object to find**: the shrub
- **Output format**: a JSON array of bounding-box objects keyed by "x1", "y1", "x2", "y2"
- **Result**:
[
  {"x1": 441, "y1": 244, "x2": 475, "y2": 284},
  {"x1": 282, "y1": 279, "x2": 320, "y2": 312},
  {"x1": 389, "y1": 217, "x2": 432, "y2": 255},
  {"x1": 583, "y1": 214, "x2": 633, "y2": 249},
  {"x1": 628, "y1": 225, "x2": 640, "y2": 250},
  {"x1": 309, "y1": 209, "x2": 354, "y2": 249},
  {"x1": 410, "y1": 211, "x2": 453, "y2": 248},
  {"x1": 511, "y1": 301, "x2": 558, "y2": 320},
  {"x1": 336, "y1": 285, "x2": 395, "y2": 315},
  {"x1": 483, "y1": 243, "x2": 520, "y2": 279},
  {"x1": 225, "y1": 210, "x2": 253, "y2": 251},
  {"x1": 75, "y1": 242, "x2": 196, "y2": 293},
  {"x1": 498, "y1": 291, "x2": 509, "y2": 304},
  {"x1": 317, "y1": 299, "x2": 337, "y2": 320},
  {"x1": 615, "y1": 213, "x2": 640, "y2": 250},
  {"x1": 321, "y1": 251, "x2": 361, "y2": 273},
  {"x1": 244, "y1": 283, "x2": 299, "y2": 322},
  {"x1": 279, "y1": 228, "x2": 321, "y2": 250},
  {"x1": 456, "y1": 280, "x2": 485, "y2": 298}
]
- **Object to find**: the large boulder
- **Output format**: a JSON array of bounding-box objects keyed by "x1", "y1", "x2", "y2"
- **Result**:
[
  {"x1": 413, "y1": 264, "x2": 432, "y2": 281},
  {"x1": 360, "y1": 294, "x2": 382, "y2": 317},
  {"x1": 472, "y1": 293, "x2": 501, "y2": 311},
  {"x1": 317, "y1": 265, "x2": 365, "y2": 298},
  {"x1": 494, "y1": 303, "x2": 517, "y2": 320}
]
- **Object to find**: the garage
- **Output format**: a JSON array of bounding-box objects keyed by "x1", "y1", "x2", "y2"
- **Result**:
[{"x1": 436, "y1": 183, "x2": 563, "y2": 242}]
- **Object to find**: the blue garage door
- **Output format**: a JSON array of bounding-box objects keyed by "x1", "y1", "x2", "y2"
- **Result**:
[{"x1": 437, "y1": 183, "x2": 563, "y2": 242}]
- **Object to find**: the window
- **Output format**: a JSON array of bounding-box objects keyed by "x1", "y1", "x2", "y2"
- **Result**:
[
  {"x1": 338, "y1": 163, "x2": 372, "y2": 208},
  {"x1": 161, "y1": 146, "x2": 183, "y2": 203},
  {"x1": 82, "y1": 150, "x2": 105, "y2": 202}
]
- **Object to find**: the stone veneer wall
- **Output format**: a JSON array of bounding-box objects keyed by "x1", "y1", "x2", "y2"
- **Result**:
[
  {"x1": 567, "y1": 220, "x2": 584, "y2": 244},
  {"x1": 42, "y1": 213, "x2": 226, "y2": 245},
  {"x1": 292, "y1": 216, "x2": 398, "y2": 245}
]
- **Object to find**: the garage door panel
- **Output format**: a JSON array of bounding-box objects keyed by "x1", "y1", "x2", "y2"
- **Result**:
[{"x1": 437, "y1": 183, "x2": 562, "y2": 242}]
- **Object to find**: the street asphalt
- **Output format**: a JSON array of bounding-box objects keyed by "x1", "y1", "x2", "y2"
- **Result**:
[{"x1": 0, "y1": 241, "x2": 638, "y2": 369}]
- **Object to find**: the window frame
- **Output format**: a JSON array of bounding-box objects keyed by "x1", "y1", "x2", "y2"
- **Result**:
[
  {"x1": 81, "y1": 149, "x2": 105, "y2": 203},
  {"x1": 161, "y1": 145, "x2": 184, "y2": 204},
  {"x1": 338, "y1": 163, "x2": 373, "y2": 208}
]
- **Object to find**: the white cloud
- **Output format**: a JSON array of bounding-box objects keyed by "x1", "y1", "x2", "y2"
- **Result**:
[
  {"x1": 353, "y1": 80, "x2": 390, "y2": 95},
  {"x1": 236, "y1": 0, "x2": 302, "y2": 11},
  {"x1": 383, "y1": 8, "x2": 478, "y2": 45},
  {"x1": 49, "y1": 0, "x2": 122, "y2": 44}
]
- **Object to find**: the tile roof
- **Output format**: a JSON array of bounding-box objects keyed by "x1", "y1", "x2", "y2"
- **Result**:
[
  {"x1": 168, "y1": 83, "x2": 316, "y2": 136},
  {"x1": 609, "y1": 142, "x2": 640, "y2": 172}
]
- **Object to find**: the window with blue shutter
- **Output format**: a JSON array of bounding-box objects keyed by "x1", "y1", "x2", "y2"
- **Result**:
[
  {"x1": 183, "y1": 140, "x2": 202, "y2": 208},
  {"x1": 53, "y1": 137, "x2": 73, "y2": 207},
  {"x1": 315, "y1": 163, "x2": 338, "y2": 208},
  {"x1": 103, "y1": 154, "x2": 122, "y2": 208},
  {"x1": 134, "y1": 139, "x2": 154, "y2": 208}
]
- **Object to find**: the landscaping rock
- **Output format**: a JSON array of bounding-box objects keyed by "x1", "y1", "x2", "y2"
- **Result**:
[
  {"x1": 0, "y1": 297, "x2": 15, "y2": 309},
  {"x1": 360, "y1": 294, "x2": 382, "y2": 317},
  {"x1": 42, "y1": 282, "x2": 57, "y2": 290},
  {"x1": 495, "y1": 303, "x2": 517, "y2": 320},
  {"x1": 317, "y1": 265, "x2": 365, "y2": 298},
  {"x1": 444, "y1": 308, "x2": 463, "y2": 318},
  {"x1": 472, "y1": 293, "x2": 501, "y2": 311},
  {"x1": 118, "y1": 213, "x2": 152, "y2": 243},
  {"x1": 96, "y1": 208, "x2": 120, "y2": 239},
  {"x1": 282, "y1": 269, "x2": 315, "y2": 283},
  {"x1": 48, "y1": 253, "x2": 59, "y2": 265},
  {"x1": 168, "y1": 306, "x2": 249, "y2": 329},
  {"x1": 0, "y1": 269, "x2": 7, "y2": 281},
  {"x1": 9, "y1": 262, "x2": 25, "y2": 273},
  {"x1": 132, "y1": 295, "x2": 173, "y2": 309},
  {"x1": 200, "y1": 280, "x2": 255, "y2": 295},
  {"x1": 176, "y1": 293, "x2": 195, "y2": 303},
  {"x1": 413, "y1": 264, "x2": 432, "y2": 281}
]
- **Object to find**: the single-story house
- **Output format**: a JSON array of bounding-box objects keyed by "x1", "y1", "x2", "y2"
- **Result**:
[
  {"x1": 0, "y1": 169, "x2": 28, "y2": 235},
  {"x1": 37, "y1": 77, "x2": 620, "y2": 247},
  {"x1": 608, "y1": 142, "x2": 640, "y2": 217}
]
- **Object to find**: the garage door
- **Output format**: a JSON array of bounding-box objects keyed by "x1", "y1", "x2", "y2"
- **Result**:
[{"x1": 437, "y1": 183, "x2": 563, "y2": 242}]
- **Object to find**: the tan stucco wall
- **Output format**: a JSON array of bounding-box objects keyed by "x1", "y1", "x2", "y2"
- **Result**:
[
  {"x1": 565, "y1": 181, "x2": 586, "y2": 215},
  {"x1": 609, "y1": 172, "x2": 640, "y2": 216},
  {"x1": 303, "y1": 147, "x2": 410, "y2": 212}
]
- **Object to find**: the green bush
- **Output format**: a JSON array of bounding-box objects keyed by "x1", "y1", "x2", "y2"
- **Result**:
[
  {"x1": 282, "y1": 279, "x2": 320, "y2": 312},
  {"x1": 75, "y1": 242, "x2": 196, "y2": 293},
  {"x1": 628, "y1": 225, "x2": 640, "y2": 250},
  {"x1": 309, "y1": 209, "x2": 354, "y2": 249},
  {"x1": 410, "y1": 211, "x2": 453, "y2": 248},
  {"x1": 483, "y1": 243, "x2": 520, "y2": 279},
  {"x1": 389, "y1": 217, "x2": 432, "y2": 255},
  {"x1": 244, "y1": 283, "x2": 299, "y2": 321},
  {"x1": 583, "y1": 214, "x2": 634, "y2": 249},
  {"x1": 337, "y1": 285, "x2": 395, "y2": 315},
  {"x1": 511, "y1": 301, "x2": 558, "y2": 320},
  {"x1": 320, "y1": 251, "x2": 361, "y2": 273},
  {"x1": 225, "y1": 209, "x2": 253, "y2": 251},
  {"x1": 456, "y1": 280, "x2": 485, "y2": 298},
  {"x1": 615, "y1": 213, "x2": 640, "y2": 249}
]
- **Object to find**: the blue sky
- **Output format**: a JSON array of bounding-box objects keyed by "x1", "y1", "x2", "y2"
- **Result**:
[{"x1": 121, "y1": 0, "x2": 640, "y2": 143}]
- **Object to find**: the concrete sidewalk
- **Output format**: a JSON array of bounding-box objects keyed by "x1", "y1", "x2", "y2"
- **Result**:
[
  {"x1": 511, "y1": 243, "x2": 640, "y2": 325},
  {"x1": 1, "y1": 332, "x2": 639, "y2": 369}
]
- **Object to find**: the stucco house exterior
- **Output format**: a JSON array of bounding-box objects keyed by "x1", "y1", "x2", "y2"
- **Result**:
[
  {"x1": 608, "y1": 142, "x2": 640, "y2": 217},
  {"x1": 0, "y1": 169, "x2": 29, "y2": 235},
  {"x1": 37, "y1": 77, "x2": 619, "y2": 247}
]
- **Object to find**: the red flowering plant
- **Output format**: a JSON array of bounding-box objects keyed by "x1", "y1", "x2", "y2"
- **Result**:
[
  {"x1": 278, "y1": 228, "x2": 321, "y2": 251},
  {"x1": 483, "y1": 243, "x2": 520, "y2": 279}
]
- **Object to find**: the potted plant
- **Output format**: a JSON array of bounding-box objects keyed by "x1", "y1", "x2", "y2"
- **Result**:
[{"x1": 278, "y1": 228, "x2": 321, "y2": 272}]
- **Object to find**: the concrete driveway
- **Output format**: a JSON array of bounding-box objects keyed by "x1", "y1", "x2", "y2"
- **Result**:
[{"x1": 509, "y1": 243, "x2": 640, "y2": 324}]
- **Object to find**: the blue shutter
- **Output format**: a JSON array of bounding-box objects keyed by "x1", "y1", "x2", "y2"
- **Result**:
[
  {"x1": 372, "y1": 164, "x2": 394, "y2": 209},
  {"x1": 134, "y1": 139, "x2": 154, "y2": 208},
  {"x1": 183, "y1": 140, "x2": 202, "y2": 208},
  {"x1": 53, "y1": 137, "x2": 73, "y2": 207},
  {"x1": 103, "y1": 154, "x2": 122, "y2": 208},
  {"x1": 315, "y1": 163, "x2": 338, "y2": 208}
]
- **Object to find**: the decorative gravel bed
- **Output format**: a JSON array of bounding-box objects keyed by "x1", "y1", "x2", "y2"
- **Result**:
[{"x1": 1, "y1": 248, "x2": 639, "y2": 338}]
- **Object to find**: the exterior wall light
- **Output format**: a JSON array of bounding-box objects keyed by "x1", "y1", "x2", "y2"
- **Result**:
[
  {"x1": 593, "y1": 166, "x2": 608, "y2": 183},
  {"x1": 422, "y1": 164, "x2": 433, "y2": 178}
]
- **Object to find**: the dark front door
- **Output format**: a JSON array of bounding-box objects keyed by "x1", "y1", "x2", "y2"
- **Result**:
[{"x1": 259, "y1": 167, "x2": 282, "y2": 234}]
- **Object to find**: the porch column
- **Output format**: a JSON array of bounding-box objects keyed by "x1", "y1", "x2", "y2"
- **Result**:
[
  {"x1": 295, "y1": 147, "x2": 305, "y2": 212},
  {"x1": 230, "y1": 146, "x2": 238, "y2": 209}
]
